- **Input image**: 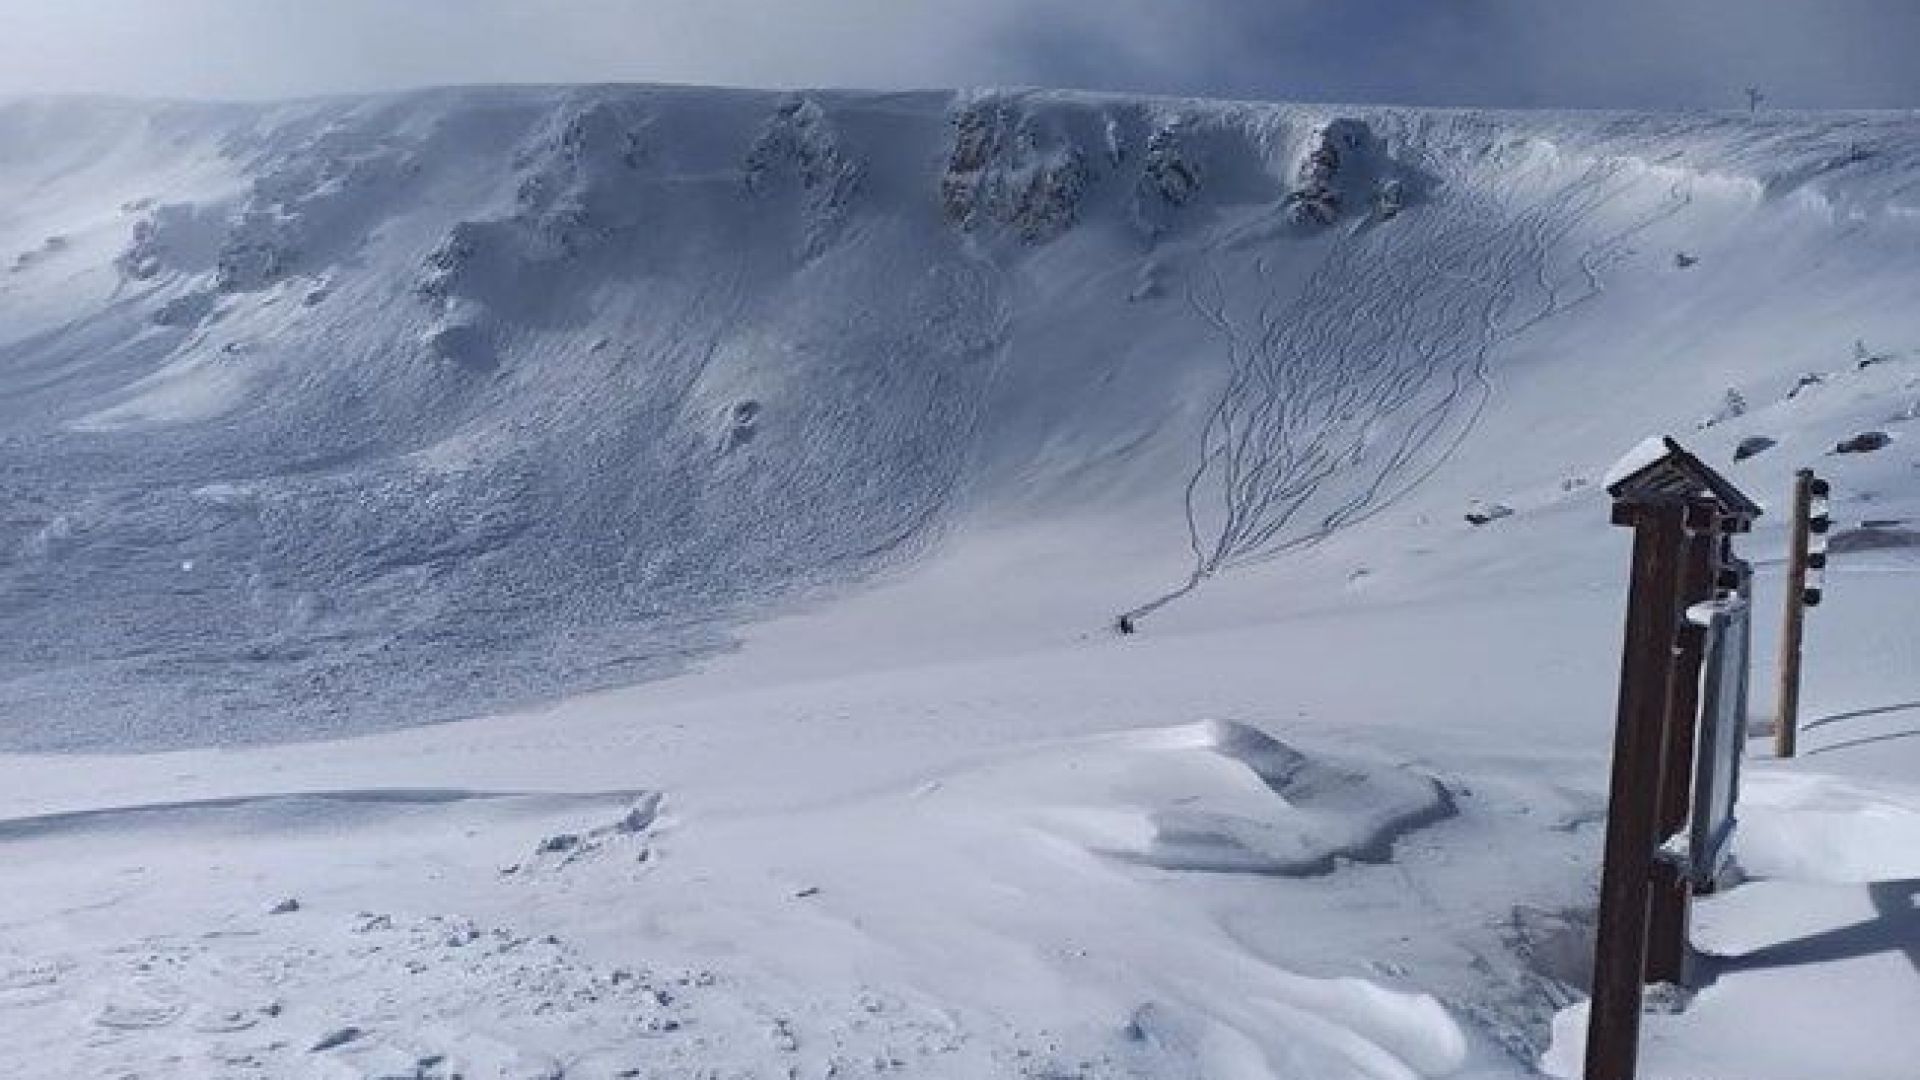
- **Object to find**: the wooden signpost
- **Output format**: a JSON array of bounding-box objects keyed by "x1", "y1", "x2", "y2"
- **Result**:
[{"x1": 1587, "y1": 439, "x2": 1761, "y2": 1080}]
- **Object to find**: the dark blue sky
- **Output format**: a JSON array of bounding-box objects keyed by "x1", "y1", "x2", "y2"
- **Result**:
[
  {"x1": 1079, "y1": 1, "x2": 1920, "y2": 109},
  {"x1": 4, "y1": 0, "x2": 1917, "y2": 109}
]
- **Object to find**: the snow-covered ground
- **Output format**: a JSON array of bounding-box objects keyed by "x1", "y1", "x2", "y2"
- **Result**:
[{"x1": 1, "y1": 86, "x2": 1918, "y2": 1078}]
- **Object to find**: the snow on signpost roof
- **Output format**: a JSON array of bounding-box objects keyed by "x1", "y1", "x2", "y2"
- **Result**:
[
  {"x1": 1604, "y1": 435, "x2": 1762, "y2": 521},
  {"x1": 1603, "y1": 435, "x2": 1675, "y2": 492}
]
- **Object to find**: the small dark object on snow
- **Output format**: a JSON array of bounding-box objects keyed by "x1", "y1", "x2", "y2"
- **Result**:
[
  {"x1": 269, "y1": 898, "x2": 301, "y2": 915},
  {"x1": 1834, "y1": 431, "x2": 1892, "y2": 455},
  {"x1": 1116, "y1": 614, "x2": 1136, "y2": 635},
  {"x1": 310, "y1": 1027, "x2": 363, "y2": 1052},
  {"x1": 1787, "y1": 373, "x2": 1825, "y2": 400},
  {"x1": 1699, "y1": 387, "x2": 1747, "y2": 429},
  {"x1": 793, "y1": 886, "x2": 821, "y2": 899},
  {"x1": 1733, "y1": 436, "x2": 1776, "y2": 462},
  {"x1": 1854, "y1": 339, "x2": 1894, "y2": 370},
  {"x1": 1374, "y1": 179, "x2": 1406, "y2": 220},
  {"x1": 1465, "y1": 503, "x2": 1515, "y2": 526},
  {"x1": 1674, "y1": 252, "x2": 1698, "y2": 269},
  {"x1": 538, "y1": 833, "x2": 581, "y2": 854}
]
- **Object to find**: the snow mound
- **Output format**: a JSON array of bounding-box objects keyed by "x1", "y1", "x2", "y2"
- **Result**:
[
  {"x1": 1015, "y1": 720, "x2": 1456, "y2": 876},
  {"x1": 1545, "y1": 768, "x2": 1920, "y2": 1080},
  {"x1": 1734, "y1": 771, "x2": 1920, "y2": 884},
  {"x1": 0, "y1": 752, "x2": 1477, "y2": 1079}
]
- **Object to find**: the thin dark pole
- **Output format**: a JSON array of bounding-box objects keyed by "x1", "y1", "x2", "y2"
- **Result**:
[
  {"x1": 1775, "y1": 470, "x2": 1813, "y2": 759},
  {"x1": 1587, "y1": 504, "x2": 1687, "y2": 1080}
]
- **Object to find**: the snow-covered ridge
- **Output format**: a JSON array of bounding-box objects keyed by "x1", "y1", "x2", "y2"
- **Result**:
[{"x1": 3, "y1": 85, "x2": 1919, "y2": 749}]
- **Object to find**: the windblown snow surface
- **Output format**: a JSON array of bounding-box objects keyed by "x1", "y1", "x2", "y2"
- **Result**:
[{"x1": 2, "y1": 86, "x2": 1920, "y2": 1078}]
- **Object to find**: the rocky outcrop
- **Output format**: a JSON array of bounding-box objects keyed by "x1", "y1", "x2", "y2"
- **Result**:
[
  {"x1": 220, "y1": 129, "x2": 419, "y2": 291},
  {"x1": 941, "y1": 100, "x2": 1090, "y2": 245},
  {"x1": 117, "y1": 216, "x2": 166, "y2": 280},
  {"x1": 415, "y1": 221, "x2": 484, "y2": 303},
  {"x1": 215, "y1": 210, "x2": 300, "y2": 292},
  {"x1": 9, "y1": 234, "x2": 68, "y2": 274},
  {"x1": 744, "y1": 97, "x2": 864, "y2": 259},
  {"x1": 508, "y1": 98, "x2": 654, "y2": 261},
  {"x1": 414, "y1": 97, "x2": 654, "y2": 306},
  {"x1": 1125, "y1": 118, "x2": 1208, "y2": 239},
  {"x1": 1284, "y1": 118, "x2": 1412, "y2": 228},
  {"x1": 116, "y1": 202, "x2": 227, "y2": 283},
  {"x1": 1285, "y1": 122, "x2": 1354, "y2": 225},
  {"x1": 1835, "y1": 430, "x2": 1893, "y2": 454},
  {"x1": 112, "y1": 127, "x2": 417, "y2": 294},
  {"x1": 1141, "y1": 123, "x2": 1202, "y2": 208}
]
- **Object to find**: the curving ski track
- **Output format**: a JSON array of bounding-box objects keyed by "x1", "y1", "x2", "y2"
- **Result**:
[{"x1": 1130, "y1": 151, "x2": 1696, "y2": 620}]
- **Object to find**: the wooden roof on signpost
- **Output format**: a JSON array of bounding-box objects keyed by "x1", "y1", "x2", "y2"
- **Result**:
[{"x1": 1606, "y1": 437, "x2": 1763, "y2": 528}]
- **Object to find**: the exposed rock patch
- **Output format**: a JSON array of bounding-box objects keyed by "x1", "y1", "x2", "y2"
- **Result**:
[
  {"x1": 1835, "y1": 430, "x2": 1893, "y2": 454},
  {"x1": 941, "y1": 100, "x2": 1091, "y2": 244},
  {"x1": 744, "y1": 97, "x2": 864, "y2": 259},
  {"x1": 1141, "y1": 123, "x2": 1202, "y2": 208},
  {"x1": 1466, "y1": 502, "x2": 1516, "y2": 526},
  {"x1": 1284, "y1": 118, "x2": 1415, "y2": 228},
  {"x1": 507, "y1": 98, "x2": 654, "y2": 261}
]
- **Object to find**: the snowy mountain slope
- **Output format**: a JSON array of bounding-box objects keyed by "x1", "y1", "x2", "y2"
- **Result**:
[
  {"x1": 4, "y1": 88, "x2": 1920, "y2": 1076},
  {"x1": 6, "y1": 87, "x2": 1920, "y2": 749}
]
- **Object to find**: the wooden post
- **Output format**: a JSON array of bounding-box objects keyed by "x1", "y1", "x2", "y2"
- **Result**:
[
  {"x1": 1586, "y1": 503, "x2": 1688, "y2": 1080},
  {"x1": 1595, "y1": 438, "x2": 1763, "y2": 1080},
  {"x1": 1644, "y1": 513, "x2": 1717, "y2": 985},
  {"x1": 1775, "y1": 469, "x2": 1813, "y2": 759}
]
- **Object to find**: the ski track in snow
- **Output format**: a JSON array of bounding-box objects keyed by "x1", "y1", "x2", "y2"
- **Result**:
[{"x1": 1135, "y1": 152, "x2": 1697, "y2": 619}]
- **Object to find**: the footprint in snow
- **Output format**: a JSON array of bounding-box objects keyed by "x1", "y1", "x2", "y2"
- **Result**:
[
  {"x1": 0, "y1": 958, "x2": 64, "y2": 994},
  {"x1": 95, "y1": 1001, "x2": 185, "y2": 1030},
  {"x1": 189, "y1": 1004, "x2": 266, "y2": 1033}
]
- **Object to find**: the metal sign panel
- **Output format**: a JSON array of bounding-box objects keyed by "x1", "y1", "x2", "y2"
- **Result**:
[{"x1": 1688, "y1": 559, "x2": 1752, "y2": 891}]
